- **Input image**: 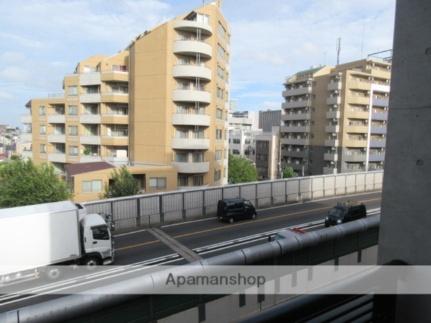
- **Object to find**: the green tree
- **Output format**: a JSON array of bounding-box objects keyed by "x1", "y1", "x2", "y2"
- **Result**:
[
  {"x1": 282, "y1": 166, "x2": 297, "y2": 178},
  {"x1": 0, "y1": 158, "x2": 71, "y2": 208},
  {"x1": 228, "y1": 154, "x2": 257, "y2": 184},
  {"x1": 104, "y1": 166, "x2": 139, "y2": 198}
]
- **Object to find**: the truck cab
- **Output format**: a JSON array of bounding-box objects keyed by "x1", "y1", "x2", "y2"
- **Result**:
[{"x1": 81, "y1": 213, "x2": 114, "y2": 265}]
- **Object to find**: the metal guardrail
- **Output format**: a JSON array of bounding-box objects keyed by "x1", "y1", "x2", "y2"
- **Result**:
[
  {"x1": 83, "y1": 171, "x2": 384, "y2": 230},
  {"x1": 0, "y1": 216, "x2": 380, "y2": 323}
]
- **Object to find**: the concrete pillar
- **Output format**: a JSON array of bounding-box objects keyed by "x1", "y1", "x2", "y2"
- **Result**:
[{"x1": 378, "y1": 0, "x2": 431, "y2": 321}]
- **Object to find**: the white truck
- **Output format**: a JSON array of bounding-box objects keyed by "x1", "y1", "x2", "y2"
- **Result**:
[{"x1": 0, "y1": 201, "x2": 114, "y2": 284}]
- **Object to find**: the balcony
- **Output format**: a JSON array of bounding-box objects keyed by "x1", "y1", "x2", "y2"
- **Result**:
[
  {"x1": 20, "y1": 115, "x2": 32, "y2": 124},
  {"x1": 348, "y1": 79, "x2": 371, "y2": 91},
  {"x1": 324, "y1": 153, "x2": 339, "y2": 161},
  {"x1": 80, "y1": 114, "x2": 101, "y2": 124},
  {"x1": 173, "y1": 65, "x2": 212, "y2": 81},
  {"x1": 326, "y1": 110, "x2": 340, "y2": 119},
  {"x1": 172, "y1": 161, "x2": 210, "y2": 173},
  {"x1": 79, "y1": 72, "x2": 101, "y2": 86},
  {"x1": 173, "y1": 20, "x2": 213, "y2": 35},
  {"x1": 282, "y1": 100, "x2": 311, "y2": 109},
  {"x1": 323, "y1": 166, "x2": 337, "y2": 174},
  {"x1": 101, "y1": 136, "x2": 128, "y2": 146},
  {"x1": 80, "y1": 135, "x2": 101, "y2": 145},
  {"x1": 327, "y1": 81, "x2": 342, "y2": 91},
  {"x1": 346, "y1": 110, "x2": 369, "y2": 119},
  {"x1": 172, "y1": 114, "x2": 210, "y2": 126},
  {"x1": 172, "y1": 89, "x2": 211, "y2": 104},
  {"x1": 101, "y1": 114, "x2": 129, "y2": 124},
  {"x1": 173, "y1": 40, "x2": 212, "y2": 59},
  {"x1": 80, "y1": 155, "x2": 102, "y2": 163},
  {"x1": 283, "y1": 150, "x2": 308, "y2": 158},
  {"x1": 105, "y1": 156, "x2": 129, "y2": 165},
  {"x1": 326, "y1": 96, "x2": 341, "y2": 105},
  {"x1": 47, "y1": 115, "x2": 66, "y2": 124},
  {"x1": 344, "y1": 139, "x2": 368, "y2": 147},
  {"x1": 371, "y1": 111, "x2": 388, "y2": 120},
  {"x1": 280, "y1": 138, "x2": 310, "y2": 146},
  {"x1": 369, "y1": 152, "x2": 385, "y2": 162},
  {"x1": 325, "y1": 125, "x2": 340, "y2": 133},
  {"x1": 47, "y1": 134, "x2": 65, "y2": 143},
  {"x1": 348, "y1": 95, "x2": 370, "y2": 105},
  {"x1": 346, "y1": 125, "x2": 368, "y2": 133},
  {"x1": 101, "y1": 71, "x2": 128, "y2": 82},
  {"x1": 20, "y1": 133, "x2": 32, "y2": 143},
  {"x1": 282, "y1": 86, "x2": 312, "y2": 97},
  {"x1": 372, "y1": 96, "x2": 389, "y2": 107},
  {"x1": 281, "y1": 112, "x2": 311, "y2": 121},
  {"x1": 80, "y1": 93, "x2": 101, "y2": 103},
  {"x1": 343, "y1": 153, "x2": 366, "y2": 162},
  {"x1": 324, "y1": 139, "x2": 339, "y2": 147},
  {"x1": 171, "y1": 138, "x2": 210, "y2": 150},
  {"x1": 48, "y1": 153, "x2": 66, "y2": 163},
  {"x1": 101, "y1": 92, "x2": 128, "y2": 104},
  {"x1": 370, "y1": 125, "x2": 387, "y2": 134},
  {"x1": 280, "y1": 125, "x2": 310, "y2": 133},
  {"x1": 370, "y1": 139, "x2": 386, "y2": 148}
]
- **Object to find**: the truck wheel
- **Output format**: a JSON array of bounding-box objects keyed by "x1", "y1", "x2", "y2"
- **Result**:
[
  {"x1": 229, "y1": 217, "x2": 234, "y2": 224},
  {"x1": 45, "y1": 268, "x2": 61, "y2": 280},
  {"x1": 251, "y1": 213, "x2": 257, "y2": 220},
  {"x1": 84, "y1": 257, "x2": 101, "y2": 268}
]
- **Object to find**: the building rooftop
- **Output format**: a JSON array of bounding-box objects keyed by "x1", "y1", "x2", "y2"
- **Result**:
[{"x1": 65, "y1": 162, "x2": 114, "y2": 177}]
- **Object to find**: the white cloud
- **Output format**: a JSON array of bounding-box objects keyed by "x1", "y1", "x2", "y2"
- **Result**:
[
  {"x1": 0, "y1": 66, "x2": 30, "y2": 82},
  {"x1": 0, "y1": 91, "x2": 14, "y2": 100},
  {"x1": 0, "y1": 51, "x2": 26, "y2": 64}
]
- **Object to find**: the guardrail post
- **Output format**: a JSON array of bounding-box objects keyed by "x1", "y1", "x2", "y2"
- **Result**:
[
  {"x1": 373, "y1": 172, "x2": 376, "y2": 190},
  {"x1": 110, "y1": 201, "x2": 114, "y2": 223},
  {"x1": 284, "y1": 179, "x2": 288, "y2": 203},
  {"x1": 344, "y1": 174, "x2": 348, "y2": 195},
  {"x1": 298, "y1": 179, "x2": 301, "y2": 202},
  {"x1": 310, "y1": 177, "x2": 313, "y2": 200},
  {"x1": 182, "y1": 192, "x2": 186, "y2": 221},
  {"x1": 270, "y1": 182, "x2": 274, "y2": 206},
  {"x1": 136, "y1": 198, "x2": 141, "y2": 227},
  {"x1": 255, "y1": 183, "x2": 259, "y2": 208},
  {"x1": 159, "y1": 194, "x2": 164, "y2": 225},
  {"x1": 202, "y1": 190, "x2": 206, "y2": 217}
]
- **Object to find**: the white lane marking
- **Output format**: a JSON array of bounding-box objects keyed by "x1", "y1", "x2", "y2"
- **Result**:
[{"x1": 116, "y1": 191, "x2": 381, "y2": 235}]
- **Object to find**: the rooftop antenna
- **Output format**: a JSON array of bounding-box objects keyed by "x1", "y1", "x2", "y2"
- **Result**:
[
  {"x1": 336, "y1": 37, "x2": 341, "y2": 65},
  {"x1": 360, "y1": 22, "x2": 365, "y2": 58}
]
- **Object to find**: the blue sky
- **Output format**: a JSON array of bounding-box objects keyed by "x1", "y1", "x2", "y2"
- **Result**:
[{"x1": 0, "y1": 0, "x2": 395, "y2": 126}]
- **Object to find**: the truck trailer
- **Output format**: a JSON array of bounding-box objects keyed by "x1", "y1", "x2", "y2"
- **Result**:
[{"x1": 0, "y1": 201, "x2": 114, "y2": 284}]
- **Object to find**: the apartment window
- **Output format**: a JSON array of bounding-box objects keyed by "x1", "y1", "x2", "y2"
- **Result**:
[
  {"x1": 178, "y1": 175, "x2": 188, "y2": 186},
  {"x1": 40, "y1": 144, "x2": 46, "y2": 153},
  {"x1": 232, "y1": 138, "x2": 240, "y2": 144},
  {"x1": 216, "y1": 108, "x2": 223, "y2": 119},
  {"x1": 217, "y1": 21, "x2": 226, "y2": 39},
  {"x1": 175, "y1": 152, "x2": 188, "y2": 162},
  {"x1": 176, "y1": 128, "x2": 189, "y2": 138},
  {"x1": 107, "y1": 125, "x2": 128, "y2": 137},
  {"x1": 69, "y1": 146, "x2": 79, "y2": 156},
  {"x1": 193, "y1": 128, "x2": 205, "y2": 139},
  {"x1": 39, "y1": 105, "x2": 46, "y2": 116},
  {"x1": 216, "y1": 129, "x2": 223, "y2": 140},
  {"x1": 217, "y1": 65, "x2": 225, "y2": 80},
  {"x1": 39, "y1": 125, "x2": 46, "y2": 135},
  {"x1": 196, "y1": 13, "x2": 209, "y2": 24},
  {"x1": 149, "y1": 177, "x2": 166, "y2": 189},
  {"x1": 217, "y1": 87, "x2": 224, "y2": 99},
  {"x1": 193, "y1": 175, "x2": 204, "y2": 186},
  {"x1": 68, "y1": 105, "x2": 78, "y2": 115},
  {"x1": 214, "y1": 170, "x2": 221, "y2": 181},
  {"x1": 68, "y1": 125, "x2": 78, "y2": 136},
  {"x1": 217, "y1": 44, "x2": 226, "y2": 61},
  {"x1": 215, "y1": 150, "x2": 222, "y2": 160},
  {"x1": 67, "y1": 86, "x2": 78, "y2": 96},
  {"x1": 82, "y1": 180, "x2": 102, "y2": 193},
  {"x1": 192, "y1": 152, "x2": 204, "y2": 162},
  {"x1": 112, "y1": 65, "x2": 127, "y2": 72}
]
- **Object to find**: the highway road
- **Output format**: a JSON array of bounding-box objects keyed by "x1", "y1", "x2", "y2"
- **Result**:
[{"x1": 0, "y1": 191, "x2": 381, "y2": 312}]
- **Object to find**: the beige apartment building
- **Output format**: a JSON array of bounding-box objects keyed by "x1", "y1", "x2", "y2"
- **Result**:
[
  {"x1": 281, "y1": 57, "x2": 391, "y2": 175},
  {"x1": 22, "y1": 1, "x2": 230, "y2": 202}
]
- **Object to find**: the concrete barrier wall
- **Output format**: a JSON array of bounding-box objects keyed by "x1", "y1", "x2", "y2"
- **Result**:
[{"x1": 84, "y1": 171, "x2": 383, "y2": 230}]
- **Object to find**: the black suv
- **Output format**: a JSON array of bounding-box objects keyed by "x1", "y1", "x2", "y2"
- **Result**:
[
  {"x1": 324, "y1": 202, "x2": 366, "y2": 227},
  {"x1": 217, "y1": 198, "x2": 257, "y2": 223}
]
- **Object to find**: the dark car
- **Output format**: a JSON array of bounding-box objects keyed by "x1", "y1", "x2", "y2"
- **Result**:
[
  {"x1": 324, "y1": 202, "x2": 366, "y2": 227},
  {"x1": 217, "y1": 198, "x2": 257, "y2": 223}
]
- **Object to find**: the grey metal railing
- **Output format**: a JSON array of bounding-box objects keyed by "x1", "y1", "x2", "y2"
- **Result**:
[
  {"x1": 0, "y1": 216, "x2": 380, "y2": 323},
  {"x1": 83, "y1": 171, "x2": 384, "y2": 230}
]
